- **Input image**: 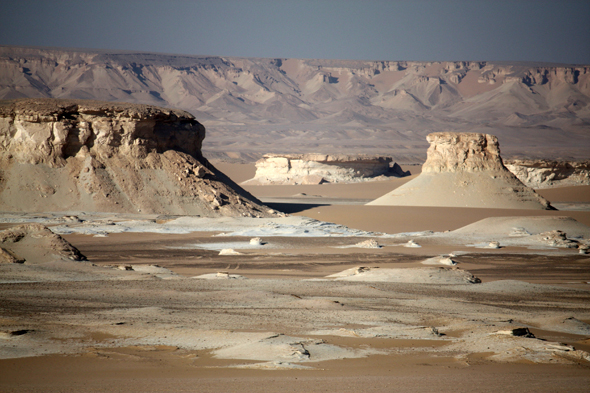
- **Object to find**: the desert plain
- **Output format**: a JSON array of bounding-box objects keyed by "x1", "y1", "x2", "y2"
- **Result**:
[
  {"x1": 1, "y1": 159, "x2": 590, "y2": 392},
  {"x1": 0, "y1": 48, "x2": 589, "y2": 392}
]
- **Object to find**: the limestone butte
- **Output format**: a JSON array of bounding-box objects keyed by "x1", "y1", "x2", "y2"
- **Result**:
[
  {"x1": 368, "y1": 132, "x2": 553, "y2": 209},
  {"x1": 0, "y1": 98, "x2": 270, "y2": 216},
  {"x1": 242, "y1": 154, "x2": 408, "y2": 185}
]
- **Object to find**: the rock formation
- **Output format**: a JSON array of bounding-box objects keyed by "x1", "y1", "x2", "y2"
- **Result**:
[
  {"x1": 367, "y1": 132, "x2": 554, "y2": 209},
  {"x1": 0, "y1": 223, "x2": 86, "y2": 263},
  {"x1": 242, "y1": 154, "x2": 408, "y2": 185},
  {"x1": 504, "y1": 159, "x2": 590, "y2": 189},
  {"x1": 0, "y1": 98, "x2": 270, "y2": 216},
  {"x1": 2, "y1": 46, "x2": 589, "y2": 161}
]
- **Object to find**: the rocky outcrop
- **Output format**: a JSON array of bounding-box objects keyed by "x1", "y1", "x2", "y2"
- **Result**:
[
  {"x1": 422, "y1": 133, "x2": 505, "y2": 173},
  {"x1": 0, "y1": 98, "x2": 270, "y2": 216},
  {"x1": 242, "y1": 154, "x2": 408, "y2": 185},
  {"x1": 504, "y1": 159, "x2": 590, "y2": 189},
  {"x1": 368, "y1": 132, "x2": 554, "y2": 210},
  {"x1": 0, "y1": 223, "x2": 86, "y2": 263}
]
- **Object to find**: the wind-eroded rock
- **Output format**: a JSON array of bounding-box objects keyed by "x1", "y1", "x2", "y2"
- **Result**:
[
  {"x1": 505, "y1": 159, "x2": 590, "y2": 189},
  {"x1": 422, "y1": 132, "x2": 505, "y2": 173},
  {"x1": 243, "y1": 153, "x2": 408, "y2": 185},
  {"x1": 0, "y1": 98, "x2": 269, "y2": 216},
  {"x1": 0, "y1": 223, "x2": 86, "y2": 263},
  {"x1": 368, "y1": 132, "x2": 553, "y2": 209}
]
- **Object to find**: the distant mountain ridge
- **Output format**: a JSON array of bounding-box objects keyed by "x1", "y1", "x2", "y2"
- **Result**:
[{"x1": 1, "y1": 46, "x2": 589, "y2": 162}]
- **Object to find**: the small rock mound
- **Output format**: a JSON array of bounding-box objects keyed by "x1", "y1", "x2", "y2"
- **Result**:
[
  {"x1": 538, "y1": 230, "x2": 579, "y2": 248},
  {"x1": 219, "y1": 249, "x2": 242, "y2": 255},
  {"x1": 249, "y1": 237, "x2": 265, "y2": 246},
  {"x1": 0, "y1": 224, "x2": 86, "y2": 263},
  {"x1": 404, "y1": 240, "x2": 421, "y2": 248},
  {"x1": 354, "y1": 239, "x2": 382, "y2": 248},
  {"x1": 328, "y1": 266, "x2": 481, "y2": 284}
]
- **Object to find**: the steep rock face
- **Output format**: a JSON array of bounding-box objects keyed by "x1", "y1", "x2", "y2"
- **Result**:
[
  {"x1": 1, "y1": 47, "x2": 589, "y2": 161},
  {"x1": 422, "y1": 133, "x2": 505, "y2": 173},
  {"x1": 243, "y1": 154, "x2": 407, "y2": 185},
  {"x1": 368, "y1": 132, "x2": 553, "y2": 210},
  {"x1": 504, "y1": 159, "x2": 590, "y2": 189},
  {"x1": 0, "y1": 98, "x2": 270, "y2": 216},
  {"x1": 0, "y1": 98, "x2": 205, "y2": 166}
]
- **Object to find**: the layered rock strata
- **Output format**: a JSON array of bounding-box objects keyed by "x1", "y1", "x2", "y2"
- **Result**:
[
  {"x1": 242, "y1": 154, "x2": 409, "y2": 185},
  {"x1": 3, "y1": 46, "x2": 590, "y2": 160},
  {"x1": 368, "y1": 132, "x2": 553, "y2": 209},
  {"x1": 0, "y1": 98, "x2": 270, "y2": 216},
  {"x1": 505, "y1": 159, "x2": 590, "y2": 189}
]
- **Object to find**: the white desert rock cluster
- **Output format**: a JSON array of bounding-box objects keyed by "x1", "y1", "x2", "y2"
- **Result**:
[
  {"x1": 505, "y1": 159, "x2": 590, "y2": 188},
  {"x1": 0, "y1": 98, "x2": 270, "y2": 217},
  {"x1": 368, "y1": 132, "x2": 553, "y2": 209},
  {"x1": 243, "y1": 153, "x2": 408, "y2": 185}
]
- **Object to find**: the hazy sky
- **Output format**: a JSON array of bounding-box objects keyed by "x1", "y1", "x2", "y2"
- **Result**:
[{"x1": 1, "y1": 0, "x2": 589, "y2": 64}]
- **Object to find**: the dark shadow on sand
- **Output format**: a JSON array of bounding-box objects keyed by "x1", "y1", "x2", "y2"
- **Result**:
[{"x1": 265, "y1": 202, "x2": 329, "y2": 214}]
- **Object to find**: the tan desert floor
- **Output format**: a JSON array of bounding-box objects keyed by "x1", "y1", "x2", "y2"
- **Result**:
[{"x1": 1, "y1": 163, "x2": 590, "y2": 392}]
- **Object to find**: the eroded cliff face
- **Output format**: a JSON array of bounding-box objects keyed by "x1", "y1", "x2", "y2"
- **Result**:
[
  {"x1": 243, "y1": 154, "x2": 407, "y2": 185},
  {"x1": 505, "y1": 159, "x2": 590, "y2": 189},
  {"x1": 422, "y1": 133, "x2": 505, "y2": 173},
  {"x1": 0, "y1": 98, "x2": 270, "y2": 216},
  {"x1": 1, "y1": 46, "x2": 589, "y2": 161},
  {"x1": 368, "y1": 132, "x2": 553, "y2": 210},
  {"x1": 0, "y1": 98, "x2": 205, "y2": 166}
]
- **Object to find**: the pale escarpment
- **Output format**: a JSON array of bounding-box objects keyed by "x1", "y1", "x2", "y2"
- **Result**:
[
  {"x1": 242, "y1": 154, "x2": 409, "y2": 185},
  {"x1": 2, "y1": 46, "x2": 589, "y2": 161},
  {"x1": 504, "y1": 159, "x2": 590, "y2": 189},
  {"x1": 0, "y1": 98, "x2": 270, "y2": 216},
  {"x1": 368, "y1": 132, "x2": 553, "y2": 210}
]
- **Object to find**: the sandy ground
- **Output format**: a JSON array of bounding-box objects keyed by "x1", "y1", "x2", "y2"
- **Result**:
[{"x1": 1, "y1": 162, "x2": 590, "y2": 392}]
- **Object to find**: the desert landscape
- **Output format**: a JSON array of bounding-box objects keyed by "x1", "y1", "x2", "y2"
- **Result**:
[{"x1": 1, "y1": 46, "x2": 590, "y2": 392}]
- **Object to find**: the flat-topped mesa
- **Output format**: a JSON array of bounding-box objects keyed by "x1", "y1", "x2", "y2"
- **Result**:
[
  {"x1": 0, "y1": 98, "x2": 270, "y2": 216},
  {"x1": 0, "y1": 98, "x2": 205, "y2": 166},
  {"x1": 368, "y1": 132, "x2": 554, "y2": 210},
  {"x1": 243, "y1": 153, "x2": 408, "y2": 185},
  {"x1": 422, "y1": 132, "x2": 505, "y2": 173}
]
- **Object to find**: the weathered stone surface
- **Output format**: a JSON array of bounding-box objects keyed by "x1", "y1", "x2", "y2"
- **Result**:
[
  {"x1": 505, "y1": 159, "x2": 590, "y2": 189},
  {"x1": 243, "y1": 154, "x2": 408, "y2": 185},
  {"x1": 422, "y1": 133, "x2": 505, "y2": 173},
  {"x1": 368, "y1": 132, "x2": 554, "y2": 209},
  {"x1": 0, "y1": 98, "x2": 270, "y2": 216},
  {"x1": 0, "y1": 247, "x2": 25, "y2": 264},
  {"x1": 2, "y1": 46, "x2": 590, "y2": 161},
  {"x1": 0, "y1": 223, "x2": 86, "y2": 262}
]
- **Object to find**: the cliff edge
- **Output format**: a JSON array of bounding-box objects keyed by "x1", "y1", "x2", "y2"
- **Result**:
[{"x1": 0, "y1": 98, "x2": 270, "y2": 216}]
